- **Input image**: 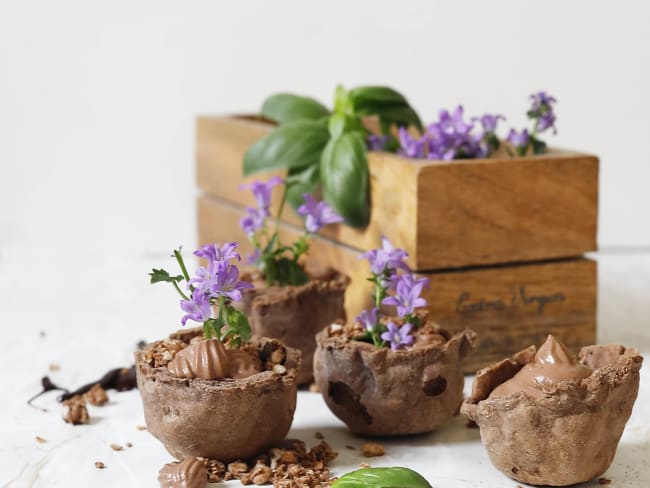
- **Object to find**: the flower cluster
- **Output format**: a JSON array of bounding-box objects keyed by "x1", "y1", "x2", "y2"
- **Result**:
[
  {"x1": 396, "y1": 106, "x2": 503, "y2": 161},
  {"x1": 150, "y1": 243, "x2": 252, "y2": 344},
  {"x1": 368, "y1": 91, "x2": 557, "y2": 161},
  {"x1": 355, "y1": 237, "x2": 429, "y2": 350},
  {"x1": 239, "y1": 177, "x2": 342, "y2": 286},
  {"x1": 507, "y1": 91, "x2": 557, "y2": 156}
]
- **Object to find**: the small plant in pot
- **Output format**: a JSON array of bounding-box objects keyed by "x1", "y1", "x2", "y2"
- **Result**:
[
  {"x1": 136, "y1": 242, "x2": 301, "y2": 462},
  {"x1": 236, "y1": 176, "x2": 350, "y2": 385},
  {"x1": 313, "y1": 237, "x2": 476, "y2": 436}
]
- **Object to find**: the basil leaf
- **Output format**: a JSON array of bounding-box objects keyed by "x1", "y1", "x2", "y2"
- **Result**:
[
  {"x1": 333, "y1": 467, "x2": 433, "y2": 488},
  {"x1": 286, "y1": 164, "x2": 319, "y2": 210},
  {"x1": 243, "y1": 119, "x2": 329, "y2": 175},
  {"x1": 261, "y1": 93, "x2": 330, "y2": 125},
  {"x1": 349, "y1": 86, "x2": 423, "y2": 131},
  {"x1": 149, "y1": 268, "x2": 183, "y2": 284},
  {"x1": 320, "y1": 131, "x2": 369, "y2": 228}
]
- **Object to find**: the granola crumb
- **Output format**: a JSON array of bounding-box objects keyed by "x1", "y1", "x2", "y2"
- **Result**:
[
  {"x1": 95, "y1": 461, "x2": 105, "y2": 469},
  {"x1": 359, "y1": 462, "x2": 371, "y2": 469},
  {"x1": 361, "y1": 442, "x2": 385, "y2": 457},
  {"x1": 315, "y1": 432, "x2": 324, "y2": 440},
  {"x1": 63, "y1": 396, "x2": 89, "y2": 425},
  {"x1": 35, "y1": 436, "x2": 47, "y2": 444},
  {"x1": 48, "y1": 363, "x2": 60, "y2": 372},
  {"x1": 309, "y1": 383, "x2": 321, "y2": 393},
  {"x1": 126, "y1": 442, "x2": 133, "y2": 448},
  {"x1": 142, "y1": 339, "x2": 186, "y2": 367},
  {"x1": 110, "y1": 443, "x2": 123, "y2": 451},
  {"x1": 598, "y1": 478, "x2": 612, "y2": 485},
  {"x1": 84, "y1": 384, "x2": 109, "y2": 406},
  {"x1": 272, "y1": 364, "x2": 287, "y2": 375},
  {"x1": 135, "y1": 425, "x2": 147, "y2": 431}
]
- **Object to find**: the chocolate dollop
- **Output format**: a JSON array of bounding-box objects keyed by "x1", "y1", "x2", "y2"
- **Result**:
[
  {"x1": 489, "y1": 335, "x2": 592, "y2": 399},
  {"x1": 227, "y1": 349, "x2": 262, "y2": 379},
  {"x1": 158, "y1": 457, "x2": 207, "y2": 488},
  {"x1": 167, "y1": 339, "x2": 229, "y2": 380}
]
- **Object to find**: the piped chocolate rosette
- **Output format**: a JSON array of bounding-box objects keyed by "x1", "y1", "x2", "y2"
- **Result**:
[{"x1": 462, "y1": 335, "x2": 643, "y2": 486}]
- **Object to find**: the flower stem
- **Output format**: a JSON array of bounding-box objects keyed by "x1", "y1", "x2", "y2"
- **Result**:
[
  {"x1": 173, "y1": 249, "x2": 195, "y2": 293},
  {"x1": 172, "y1": 281, "x2": 189, "y2": 301},
  {"x1": 274, "y1": 186, "x2": 289, "y2": 235},
  {"x1": 216, "y1": 295, "x2": 226, "y2": 339}
]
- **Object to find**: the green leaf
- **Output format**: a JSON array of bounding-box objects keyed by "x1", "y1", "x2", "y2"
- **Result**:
[
  {"x1": 149, "y1": 268, "x2": 183, "y2": 284},
  {"x1": 332, "y1": 467, "x2": 433, "y2": 488},
  {"x1": 274, "y1": 257, "x2": 309, "y2": 286},
  {"x1": 349, "y1": 86, "x2": 423, "y2": 131},
  {"x1": 223, "y1": 307, "x2": 252, "y2": 345},
  {"x1": 320, "y1": 131, "x2": 369, "y2": 228},
  {"x1": 328, "y1": 113, "x2": 365, "y2": 139},
  {"x1": 243, "y1": 119, "x2": 329, "y2": 175},
  {"x1": 530, "y1": 136, "x2": 547, "y2": 155},
  {"x1": 285, "y1": 164, "x2": 320, "y2": 210},
  {"x1": 261, "y1": 93, "x2": 330, "y2": 125}
]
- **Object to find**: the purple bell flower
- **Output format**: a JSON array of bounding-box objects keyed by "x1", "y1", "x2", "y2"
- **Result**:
[
  {"x1": 297, "y1": 194, "x2": 343, "y2": 233},
  {"x1": 380, "y1": 321, "x2": 414, "y2": 351}
]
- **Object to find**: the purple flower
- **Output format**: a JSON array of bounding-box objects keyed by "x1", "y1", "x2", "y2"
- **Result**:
[
  {"x1": 438, "y1": 106, "x2": 473, "y2": 136},
  {"x1": 507, "y1": 128, "x2": 530, "y2": 149},
  {"x1": 297, "y1": 194, "x2": 343, "y2": 233},
  {"x1": 382, "y1": 273, "x2": 428, "y2": 317},
  {"x1": 188, "y1": 243, "x2": 253, "y2": 302},
  {"x1": 356, "y1": 308, "x2": 379, "y2": 331},
  {"x1": 398, "y1": 127, "x2": 425, "y2": 158},
  {"x1": 473, "y1": 113, "x2": 505, "y2": 135},
  {"x1": 361, "y1": 236, "x2": 410, "y2": 276},
  {"x1": 424, "y1": 106, "x2": 483, "y2": 160},
  {"x1": 187, "y1": 260, "x2": 222, "y2": 294},
  {"x1": 180, "y1": 290, "x2": 212, "y2": 326},
  {"x1": 194, "y1": 242, "x2": 241, "y2": 263},
  {"x1": 537, "y1": 111, "x2": 556, "y2": 133},
  {"x1": 239, "y1": 176, "x2": 283, "y2": 210},
  {"x1": 367, "y1": 134, "x2": 389, "y2": 151},
  {"x1": 528, "y1": 91, "x2": 557, "y2": 134},
  {"x1": 239, "y1": 207, "x2": 267, "y2": 236},
  {"x1": 380, "y1": 321, "x2": 414, "y2": 351},
  {"x1": 210, "y1": 263, "x2": 253, "y2": 301},
  {"x1": 529, "y1": 91, "x2": 557, "y2": 112},
  {"x1": 245, "y1": 248, "x2": 261, "y2": 265}
]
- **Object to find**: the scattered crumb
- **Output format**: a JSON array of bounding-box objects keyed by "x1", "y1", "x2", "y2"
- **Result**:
[
  {"x1": 272, "y1": 364, "x2": 287, "y2": 375},
  {"x1": 359, "y1": 462, "x2": 371, "y2": 469},
  {"x1": 315, "y1": 432, "x2": 324, "y2": 440},
  {"x1": 110, "y1": 444, "x2": 123, "y2": 451},
  {"x1": 126, "y1": 442, "x2": 133, "y2": 448},
  {"x1": 48, "y1": 363, "x2": 60, "y2": 372},
  {"x1": 84, "y1": 384, "x2": 109, "y2": 406},
  {"x1": 345, "y1": 445, "x2": 356, "y2": 450},
  {"x1": 95, "y1": 461, "x2": 105, "y2": 469},
  {"x1": 136, "y1": 425, "x2": 147, "y2": 431},
  {"x1": 35, "y1": 436, "x2": 46, "y2": 444},
  {"x1": 361, "y1": 442, "x2": 385, "y2": 457},
  {"x1": 205, "y1": 439, "x2": 337, "y2": 486},
  {"x1": 63, "y1": 396, "x2": 89, "y2": 425},
  {"x1": 598, "y1": 478, "x2": 612, "y2": 485},
  {"x1": 309, "y1": 383, "x2": 320, "y2": 393}
]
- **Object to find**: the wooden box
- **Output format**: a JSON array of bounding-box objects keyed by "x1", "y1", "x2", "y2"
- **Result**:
[{"x1": 196, "y1": 115, "x2": 599, "y2": 371}]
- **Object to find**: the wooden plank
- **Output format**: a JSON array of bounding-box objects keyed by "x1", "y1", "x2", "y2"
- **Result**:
[{"x1": 198, "y1": 196, "x2": 597, "y2": 372}]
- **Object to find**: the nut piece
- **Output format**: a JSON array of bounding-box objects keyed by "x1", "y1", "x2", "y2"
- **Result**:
[
  {"x1": 250, "y1": 462, "x2": 272, "y2": 485},
  {"x1": 126, "y1": 442, "x2": 133, "y2": 448},
  {"x1": 110, "y1": 443, "x2": 123, "y2": 451},
  {"x1": 63, "y1": 396, "x2": 89, "y2": 425},
  {"x1": 135, "y1": 425, "x2": 147, "y2": 431},
  {"x1": 272, "y1": 364, "x2": 287, "y2": 375},
  {"x1": 95, "y1": 461, "x2": 105, "y2": 469},
  {"x1": 35, "y1": 436, "x2": 46, "y2": 444},
  {"x1": 84, "y1": 384, "x2": 109, "y2": 406},
  {"x1": 361, "y1": 442, "x2": 385, "y2": 457},
  {"x1": 143, "y1": 339, "x2": 186, "y2": 367}
]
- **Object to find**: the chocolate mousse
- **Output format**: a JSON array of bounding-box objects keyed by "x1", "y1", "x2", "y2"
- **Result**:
[
  {"x1": 167, "y1": 339, "x2": 230, "y2": 380},
  {"x1": 489, "y1": 335, "x2": 592, "y2": 399},
  {"x1": 158, "y1": 457, "x2": 207, "y2": 488}
]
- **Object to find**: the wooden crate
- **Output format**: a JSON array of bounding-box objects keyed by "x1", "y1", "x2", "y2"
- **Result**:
[
  {"x1": 197, "y1": 115, "x2": 599, "y2": 271},
  {"x1": 198, "y1": 196, "x2": 597, "y2": 372}
]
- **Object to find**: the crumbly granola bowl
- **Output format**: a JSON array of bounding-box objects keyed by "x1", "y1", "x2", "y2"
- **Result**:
[
  {"x1": 313, "y1": 320, "x2": 476, "y2": 436},
  {"x1": 238, "y1": 267, "x2": 349, "y2": 385},
  {"x1": 136, "y1": 327, "x2": 300, "y2": 462},
  {"x1": 461, "y1": 337, "x2": 643, "y2": 486}
]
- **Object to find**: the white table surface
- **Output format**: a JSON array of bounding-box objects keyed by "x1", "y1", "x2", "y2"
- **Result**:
[{"x1": 1, "y1": 250, "x2": 648, "y2": 488}]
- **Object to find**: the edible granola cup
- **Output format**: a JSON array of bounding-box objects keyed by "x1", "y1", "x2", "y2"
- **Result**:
[
  {"x1": 136, "y1": 327, "x2": 301, "y2": 462},
  {"x1": 461, "y1": 343, "x2": 643, "y2": 486},
  {"x1": 313, "y1": 322, "x2": 476, "y2": 436}
]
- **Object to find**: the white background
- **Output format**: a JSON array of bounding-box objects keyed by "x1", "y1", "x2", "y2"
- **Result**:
[{"x1": 1, "y1": 0, "x2": 650, "y2": 262}]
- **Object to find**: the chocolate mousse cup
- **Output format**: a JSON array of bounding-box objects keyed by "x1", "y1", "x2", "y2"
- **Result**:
[
  {"x1": 462, "y1": 340, "x2": 643, "y2": 486},
  {"x1": 313, "y1": 323, "x2": 476, "y2": 436},
  {"x1": 136, "y1": 328, "x2": 301, "y2": 462},
  {"x1": 238, "y1": 267, "x2": 349, "y2": 385}
]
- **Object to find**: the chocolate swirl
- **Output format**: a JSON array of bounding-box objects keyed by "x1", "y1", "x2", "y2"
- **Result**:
[
  {"x1": 167, "y1": 339, "x2": 230, "y2": 380},
  {"x1": 489, "y1": 335, "x2": 593, "y2": 399},
  {"x1": 158, "y1": 457, "x2": 207, "y2": 488}
]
